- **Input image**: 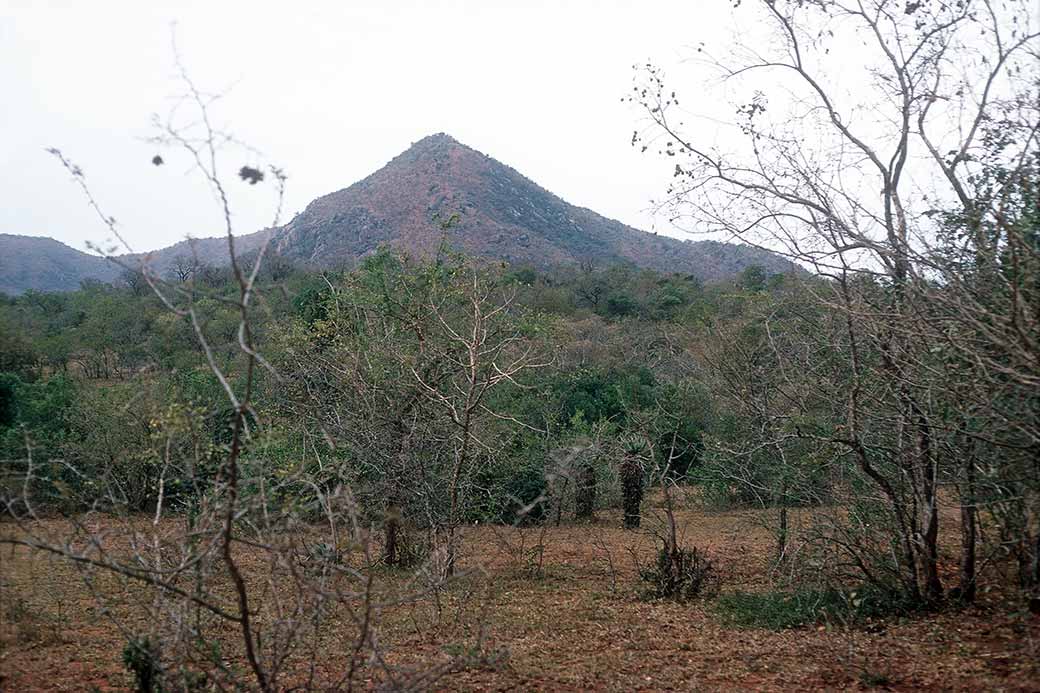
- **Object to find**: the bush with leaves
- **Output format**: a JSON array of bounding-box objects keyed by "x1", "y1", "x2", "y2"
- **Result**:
[{"x1": 123, "y1": 636, "x2": 163, "y2": 693}]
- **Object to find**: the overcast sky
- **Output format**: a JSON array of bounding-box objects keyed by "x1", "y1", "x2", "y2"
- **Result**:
[{"x1": 0, "y1": 0, "x2": 752, "y2": 255}]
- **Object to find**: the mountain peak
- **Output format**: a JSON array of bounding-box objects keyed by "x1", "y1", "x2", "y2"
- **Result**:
[
  {"x1": 386, "y1": 132, "x2": 474, "y2": 168},
  {"x1": 408, "y1": 132, "x2": 463, "y2": 152},
  {"x1": 270, "y1": 135, "x2": 798, "y2": 280},
  {"x1": 2, "y1": 136, "x2": 798, "y2": 294},
  {"x1": 415, "y1": 132, "x2": 458, "y2": 145}
]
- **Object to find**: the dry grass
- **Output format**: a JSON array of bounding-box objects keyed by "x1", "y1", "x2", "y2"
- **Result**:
[{"x1": 1, "y1": 501, "x2": 1038, "y2": 691}]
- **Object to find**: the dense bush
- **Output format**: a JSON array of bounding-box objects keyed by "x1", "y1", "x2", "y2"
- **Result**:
[
  {"x1": 473, "y1": 453, "x2": 548, "y2": 525},
  {"x1": 0, "y1": 373, "x2": 77, "y2": 469}
]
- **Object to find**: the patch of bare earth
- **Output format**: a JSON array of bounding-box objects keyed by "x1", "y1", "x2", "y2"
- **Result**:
[{"x1": 1, "y1": 505, "x2": 1037, "y2": 691}]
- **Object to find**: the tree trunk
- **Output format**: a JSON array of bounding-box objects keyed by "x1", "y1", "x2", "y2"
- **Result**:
[
  {"x1": 1029, "y1": 531, "x2": 1040, "y2": 615},
  {"x1": 621, "y1": 454, "x2": 643, "y2": 530},
  {"x1": 777, "y1": 505, "x2": 788, "y2": 564},
  {"x1": 575, "y1": 463, "x2": 596, "y2": 521},
  {"x1": 384, "y1": 502, "x2": 401, "y2": 567},
  {"x1": 958, "y1": 451, "x2": 977, "y2": 603}
]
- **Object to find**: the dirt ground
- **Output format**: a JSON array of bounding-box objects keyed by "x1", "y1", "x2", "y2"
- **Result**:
[{"x1": 1, "y1": 503, "x2": 1038, "y2": 691}]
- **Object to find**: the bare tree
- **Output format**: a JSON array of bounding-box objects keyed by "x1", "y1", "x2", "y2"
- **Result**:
[
  {"x1": 633, "y1": 0, "x2": 1038, "y2": 603},
  {"x1": 1, "y1": 42, "x2": 472, "y2": 691},
  {"x1": 169, "y1": 254, "x2": 196, "y2": 283},
  {"x1": 411, "y1": 264, "x2": 546, "y2": 573},
  {"x1": 119, "y1": 267, "x2": 148, "y2": 296},
  {"x1": 278, "y1": 246, "x2": 550, "y2": 590}
]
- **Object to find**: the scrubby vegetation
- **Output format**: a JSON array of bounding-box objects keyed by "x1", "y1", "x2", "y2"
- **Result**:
[
  {"x1": 0, "y1": 245, "x2": 790, "y2": 529},
  {"x1": 2, "y1": 231, "x2": 1037, "y2": 687},
  {"x1": 715, "y1": 587, "x2": 916, "y2": 632},
  {"x1": 1, "y1": 0, "x2": 1038, "y2": 689}
]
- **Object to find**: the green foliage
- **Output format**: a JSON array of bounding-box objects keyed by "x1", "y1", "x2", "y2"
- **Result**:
[
  {"x1": 292, "y1": 276, "x2": 335, "y2": 326},
  {"x1": 0, "y1": 373, "x2": 76, "y2": 461},
  {"x1": 120, "y1": 635, "x2": 211, "y2": 693},
  {"x1": 738, "y1": 264, "x2": 769, "y2": 292},
  {"x1": 476, "y1": 454, "x2": 548, "y2": 525},
  {"x1": 0, "y1": 314, "x2": 38, "y2": 376},
  {"x1": 505, "y1": 266, "x2": 538, "y2": 286},
  {"x1": 604, "y1": 291, "x2": 638, "y2": 319},
  {"x1": 123, "y1": 636, "x2": 162, "y2": 693},
  {"x1": 715, "y1": 586, "x2": 913, "y2": 631},
  {"x1": 652, "y1": 383, "x2": 712, "y2": 479},
  {"x1": 60, "y1": 383, "x2": 170, "y2": 510},
  {"x1": 553, "y1": 366, "x2": 656, "y2": 429},
  {"x1": 555, "y1": 369, "x2": 625, "y2": 426},
  {"x1": 0, "y1": 372, "x2": 18, "y2": 427},
  {"x1": 279, "y1": 246, "x2": 552, "y2": 536},
  {"x1": 0, "y1": 243, "x2": 900, "y2": 583}
]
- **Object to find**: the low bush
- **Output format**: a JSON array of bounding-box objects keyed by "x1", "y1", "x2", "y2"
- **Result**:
[
  {"x1": 123, "y1": 637, "x2": 162, "y2": 693},
  {"x1": 715, "y1": 586, "x2": 914, "y2": 631},
  {"x1": 639, "y1": 544, "x2": 720, "y2": 602}
]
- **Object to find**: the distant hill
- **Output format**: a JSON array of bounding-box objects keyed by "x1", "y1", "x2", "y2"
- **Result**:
[
  {"x1": 126, "y1": 231, "x2": 272, "y2": 277},
  {"x1": 0, "y1": 231, "x2": 272, "y2": 295},
  {"x1": 1, "y1": 134, "x2": 797, "y2": 295},
  {"x1": 0, "y1": 234, "x2": 121, "y2": 294}
]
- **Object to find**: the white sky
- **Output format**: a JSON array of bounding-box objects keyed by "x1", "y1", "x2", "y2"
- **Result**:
[{"x1": 0, "y1": 0, "x2": 746, "y2": 254}]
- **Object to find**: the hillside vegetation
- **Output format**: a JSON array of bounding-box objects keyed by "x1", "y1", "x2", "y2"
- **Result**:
[{"x1": 1, "y1": 243, "x2": 1037, "y2": 689}]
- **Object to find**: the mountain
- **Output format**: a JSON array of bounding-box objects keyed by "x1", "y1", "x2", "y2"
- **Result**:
[
  {"x1": 1, "y1": 134, "x2": 797, "y2": 295},
  {"x1": 272, "y1": 133, "x2": 795, "y2": 279},
  {"x1": 0, "y1": 231, "x2": 272, "y2": 295},
  {"x1": 126, "y1": 231, "x2": 272, "y2": 276},
  {"x1": 0, "y1": 234, "x2": 122, "y2": 294}
]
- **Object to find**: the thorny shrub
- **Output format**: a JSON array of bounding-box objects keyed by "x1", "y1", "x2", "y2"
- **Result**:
[{"x1": 639, "y1": 543, "x2": 720, "y2": 602}]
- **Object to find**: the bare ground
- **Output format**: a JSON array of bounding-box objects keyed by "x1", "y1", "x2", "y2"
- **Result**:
[{"x1": 1, "y1": 503, "x2": 1038, "y2": 691}]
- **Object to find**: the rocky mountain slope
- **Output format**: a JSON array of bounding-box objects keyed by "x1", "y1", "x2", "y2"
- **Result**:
[
  {"x1": 1, "y1": 134, "x2": 796, "y2": 294},
  {"x1": 272, "y1": 133, "x2": 794, "y2": 279}
]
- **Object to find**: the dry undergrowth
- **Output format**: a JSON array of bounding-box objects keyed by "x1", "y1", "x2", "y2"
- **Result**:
[{"x1": 1, "y1": 504, "x2": 1037, "y2": 692}]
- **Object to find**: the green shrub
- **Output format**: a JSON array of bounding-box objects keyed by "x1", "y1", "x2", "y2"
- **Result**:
[
  {"x1": 715, "y1": 586, "x2": 912, "y2": 631},
  {"x1": 123, "y1": 636, "x2": 162, "y2": 693},
  {"x1": 471, "y1": 454, "x2": 547, "y2": 525}
]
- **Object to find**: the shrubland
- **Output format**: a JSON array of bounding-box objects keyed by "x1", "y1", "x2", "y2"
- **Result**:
[{"x1": 1, "y1": 0, "x2": 1037, "y2": 687}]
